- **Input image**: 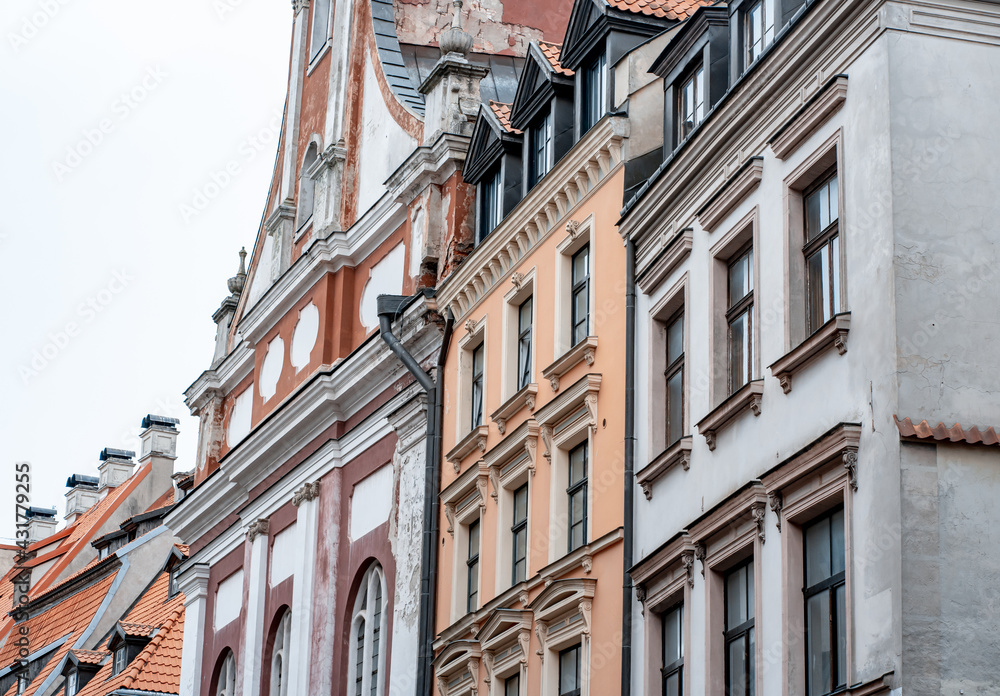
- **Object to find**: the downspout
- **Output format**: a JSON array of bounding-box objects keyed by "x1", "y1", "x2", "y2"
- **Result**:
[
  {"x1": 377, "y1": 293, "x2": 453, "y2": 696},
  {"x1": 622, "y1": 237, "x2": 637, "y2": 696}
]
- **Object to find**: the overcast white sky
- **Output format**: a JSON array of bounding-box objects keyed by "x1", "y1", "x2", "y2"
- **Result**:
[{"x1": 0, "y1": 0, "x2": 292, "y2": 541}]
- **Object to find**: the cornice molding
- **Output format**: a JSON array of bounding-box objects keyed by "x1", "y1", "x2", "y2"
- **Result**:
[{"x1": 438, "y1": 116, "x2": 628, "y2": 320}]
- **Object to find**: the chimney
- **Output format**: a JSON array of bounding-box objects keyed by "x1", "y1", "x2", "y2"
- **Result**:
[
  {"x1": 212, "y1": 248, "x2": 246, "y2": 367},
  {"x1": 98, "y1": 447, "x2": 136, "y2": 496},
  {"x1": 25, "y1": 507, "x2": 58, "y2": 542},
  {"x1": 64, "y1": 474, "x2": 100, "y2": 524},
  {"x1": 139, "y1": 414, "x2": 180, "y2": 482},
  {"x1": 417, "y1": 0, "x2": 487, "y2": 145},
  {"x1": 171, "y1": 470, "x2": 194, "y2": 502}
]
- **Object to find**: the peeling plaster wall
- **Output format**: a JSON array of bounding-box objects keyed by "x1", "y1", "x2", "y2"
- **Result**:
[
  {"x1": 393, "y1": 0, "x2": 573, "y2": 55},
  {"x1": 890, "y1": 31, "x2": 1000, "y2": 429}
]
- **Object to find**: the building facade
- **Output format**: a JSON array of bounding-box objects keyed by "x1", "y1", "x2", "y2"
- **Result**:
[
  {"x1": 621, "y1": 1, "x2": 1000, "y2": 695},
  {"x1": 164, "y1": 1, "x2": 572, "y2": 696}
]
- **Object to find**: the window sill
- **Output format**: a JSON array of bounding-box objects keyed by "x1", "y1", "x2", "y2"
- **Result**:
[
  {"x1": 696, "y1": 379, "x2": 764, "y2": 451},
  {"x1": 445, "y1": 425, "x2": 489, "y2": 473},
  {"x1": 769, "y1": 312, "x2": 850, "y2": 394},
  {"x1": 636, "y1": 436, "x2": 693, "y2": 500},
  {"x1": 541, "y1": 336, "x2": 598, "y2": 392},
  {"x1": 306, "y1": 42, "x2": 331, "y2": 76},
  {"x1": 490, "y1": 383, "x2": 538, "y2": 435}
]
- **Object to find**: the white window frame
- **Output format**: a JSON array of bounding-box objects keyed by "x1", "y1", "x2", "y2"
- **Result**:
[
  {"x1": 346, "y1": 564, "x2": 389, "y2": 696},
  {"x1": 215, "y1": 650, "x2": 236, "y2": 696},
  {"x1": 554, "y1": 216, "x2": 596, "y2": 358},
  {"x1": 457, "y1": 318, "x2": 489, "y2": 438},
  {"x1": 502, "y1": 269, "x2": 537, "y2": 401},
  {"x1": 308, "y1": 0, "x2": 333, "y2": 68},
  {"x1": 529, "y1": 579, "x2": 596, "y2": 696},
  {"x1": 442, "y1": 464, "x2": 487, "y2": 622}
]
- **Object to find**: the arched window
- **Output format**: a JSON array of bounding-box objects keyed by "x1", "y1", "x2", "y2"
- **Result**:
[
  {"x1": 347, "y1": 563, "x2": 388, "y2": 696},
  {"x1": 298, "y1": 143, "x2": 319, "y2": 230},
  {"x1": 269, "y1": 610, "x2": 292, "y2": 696},
  {"x1": 214, "y1": 650, "x2": 236, "y2": 696}
]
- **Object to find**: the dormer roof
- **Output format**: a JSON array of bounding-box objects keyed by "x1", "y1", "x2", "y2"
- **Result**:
[{"x1": 509, "y1": 42, "x2": 576, "y2": 131}]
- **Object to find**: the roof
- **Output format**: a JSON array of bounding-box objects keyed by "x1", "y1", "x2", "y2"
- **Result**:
[
  {"x1": 74, "y1": 574, "x2": 185, "y2": 696},
  {"x1": 118, "y1": 622, "x2": 157, "y2": 639},
  {"x1": 69, "y1": 649, "x2": 108, "y2": 666},
  {"x1": 398, "y1": 44, "x2": 525, "y2": 105},
  {"x1": 894, "y1": 416, "x2": 1000, "y2": 446},
  {"x1": 488, "y1": 101, "x2": 522, "y2": 134},
  {"x1": 538, "y1": 41, "x2": 574, "y2": 76},
  {"x1": 606, "y1": 0, "x2": 711, "y2": 20}
]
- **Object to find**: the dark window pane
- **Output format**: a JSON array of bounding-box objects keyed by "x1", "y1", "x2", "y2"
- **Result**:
[
  {"x1": 805, "y1": 516, "x2": 831, "y2": 588},
  {"x1": 663, "y1": 605, "x2": 682, "y2": 664},
  {"x1": 727, "y1": 636, "x2": 747, "y2": 696},
  {"x1": 835, "y1": 583, "x2": 847, "y2": 688},
  {"x1": 831, "y1": 508, "x2": 846, "y2": 576},
  {"x1": 667, "y1": 315, "x2": 684, "y2": 365},
  {"x1": 729, "y1": 310, "x2": 749, "y2": 391},
  {"x1": 505, "y1": 674, "x2": 520, "y2": 696},
  {"x1": 806, "y1": 591, "x2": 831, "y2": 696},
  {"x1": 666, "y1": 370, "x2": 683, "y2": 446},
  {"x1": 559, "y1": 646, "x2": 580, "y2": 695}
]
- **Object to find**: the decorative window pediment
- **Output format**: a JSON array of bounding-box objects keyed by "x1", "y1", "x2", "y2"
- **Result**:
[
  {"x1": 441, "y1": 461, "x2": 488, "y2": 537},
  {"x1": 465, "y1": 104, "x2": 523, "y2": 186},
  {"x1": 434, "y1": 640, "x2": 483, "y2": 696}
]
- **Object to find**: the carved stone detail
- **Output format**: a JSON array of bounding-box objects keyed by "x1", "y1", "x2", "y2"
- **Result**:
[
  {"x1": 639, "y1": 480, "x2": 653, "y2": 501},
  {"x1": 584, "y1": 393, "x2": 599, "y2": 434},
  {"x1": 465, "y1": 318, "x2": 478, "y2": 334},
  {"x1": 292, "y1": 481, "x2": 320, "y2": 506},
  {"x1": 477, "y1": 472, "x2": 489, "y2": 510},
  {"x1": 834, "y1": 331, "x2": 848, "y2": 355},
  {"x1": 548, "y1": 374, "x2": 560, "y2": 392},
  {"x1": 525, "y1": 438, "x2": 537, "y2": 477},
  {"x1": 489, "y1": 466, "x2": 500, "y2": 502},
  {"x1": 511, "y1": 272, "x2": 525, "y2": 290},
  {"x1": 518, "y1": 629, "x2": 531, "y2": 663},
  {"x1": 751, "y1": 501, "x2": 766, "y2": 544},
  {"x1": 481, "y1": 652, "x2": 494, "y2": 685},
  {"x1": 437, "y1": 677, "x2": 448, "y2": 696},
  {"x1": 445, "y1": 502, "x2": 456, "y2": 537},
  {"x1": 467, "y1": 659, "x2": 479, "y2": 694},
  {"x1": 750, "y1": 391, "x2": 763, "y2": 416},
  {"x1": 247, "y1": 517, "x2": 269, "y2": 542},
  {"x1": 584, "y1": 346, "x2": 596, "y2": 367},
  {"x1": 635, "y1": 584, "x2": 646, "y2": 603},
  {"x1": 769, "y1": 491, "x2": 784, "y2": 532},
  {"x1": 519, "y1": 591, "x2": 530, "y2": 608},
  {"x1": 843, "y1": 448, "x2": 859, "y2": 491},
  {"x1": 581, "y1": 554, "x2": 593, "y2": 574},
  {"x1": 541, "y1": 425, "x2": 553, "y2": 463},
  {"x1": 694, "y1": 542, "x2": 707, "y2": 576},
  {"x1": 704, "y1": 431, "x2": 717, "y2": 451},
  {"x1": 535, "y1": 622, "x2": 548, "y2": 660},
  {"x1": 681, "y1": 550, "x2": 695, "y2": 588},
  {"x1": 566, "y1": 219, "x2": 582, "y2": 239},
  {"x1": 580, "y1": 599, "x2": 593, "y2": 635},
  {"x1": 777, "y1": 374, "x2": 793, "y2": 394}
]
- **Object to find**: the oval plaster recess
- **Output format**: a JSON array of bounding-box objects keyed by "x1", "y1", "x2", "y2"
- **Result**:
[
  {"x1": 227, "y1": 387, "x2": 253, "y2": 447},
  {"x1": 246, "y1": 234, "x2": 274, "y2": 309},
  {"x1": 359, "y1": 243, "x2": 405, "y2": 330},
  {"x1": 259, "y1": 335, "x2": 284, "y2": 400},
  {"x1": 290, "y1": 302, "x2": 320, "y2": 370}
]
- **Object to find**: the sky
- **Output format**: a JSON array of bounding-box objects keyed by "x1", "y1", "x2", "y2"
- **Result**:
[{"x1": 0, "y1": 0, "x2": 292, "y2": 541}]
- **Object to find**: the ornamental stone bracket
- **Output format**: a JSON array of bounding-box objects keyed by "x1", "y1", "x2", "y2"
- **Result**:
[
  {"x1": 769, "y1": 491, "x2": 784, "y2": 532},
  {"x1": 518, "y1": 629, "x2": 531, "y2": 664},
  {"x1": 843, "y1": 448, "x2": 859, "y2": 491},
  {"x1": 292, "y1": 481, "x2": 320, "y2": 506},
  {"x1": 540, "y1": 425, "x2": 554, "y2": 463},
  {"x1": 751, "y1": 501, "x2": 766, "y2": 545},
  {"x1": 534, "y1": 622, "x2": 548, "y2": 661},
  {"x1": 681, "y1": 550, "x2": 695, "y2": 588},
  {"x1": 694, "y1": 542, "x2": 707, "y2": 576},
  {"x1": 445, "y1": 502, "x2": 456, "y2": 537},
  {"x1": 247, "y1": 517, "x2": 270, "y2": 542}
]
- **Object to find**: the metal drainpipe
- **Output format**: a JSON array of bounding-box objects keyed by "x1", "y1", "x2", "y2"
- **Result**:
[
  {"x1": 622, "y1": 237, "x2": 637, "y2": 696},
  {"x1": 377, "y1": 293, "x2": 453, "y2": 696}
]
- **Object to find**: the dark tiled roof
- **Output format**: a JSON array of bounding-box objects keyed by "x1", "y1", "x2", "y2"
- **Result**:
[{"x1": 371, "y1": 0, "x2": 426, "y2": 114}]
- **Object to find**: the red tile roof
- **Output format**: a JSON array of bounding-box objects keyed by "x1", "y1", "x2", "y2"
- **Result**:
[
  {"x1": 75, "y1": 574, "x2": 185, "y2": 696},
  {"x1": 119, "y1": 621, "x2": 157, "y2": 638},
  {"x1": 606, "y1": 0, "x2": 712, "y2": 20},
  {"x1": 488, "y1": 101, "x2": 522, "y2": 134},
  {"x1": 894, "y1": 416, "x2": 1000, "y2": 446},
  {"x1": 538, "y1": 42, "x2": 574, "y2": 76},
  {"x1": 70, "y1": 649, "x2": 108, "y2": 665}
]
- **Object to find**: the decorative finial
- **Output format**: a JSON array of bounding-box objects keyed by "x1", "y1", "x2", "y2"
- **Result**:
[
  {"x1": 227, "y1": 247, "x2": 248, "y2": 296},
  {"x1": 438, "y1": 0, "x2": 472, "y2": 58}
]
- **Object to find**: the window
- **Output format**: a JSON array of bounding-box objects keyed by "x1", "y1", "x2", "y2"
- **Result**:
[
  {"x1": 727, "y1": 246, "x2": 754, "y2": 393},
  {"x1": 530, "y1": 111, "x2": 553, "y2": 187},
  {"x1": 505, "y1": 673, "x2": 521, "y2": 696},
  {"x1": 571, "y1": 245, "x2": 590, "y2": 347},
  {"x1": 678, "y1": 65, "x2": 706, "y2": 141},
  {"x1": 582, "y1": 52, "x2": 607, "y2": 133},
  {"x1": 349, "y1": 564, "x2": 387, "y2": 696},
  {"x1": 558, "y1": 644, "x2": 582, "y2": 696},
  {"x1": 725, "y1": 561, "x2": 755, "y2": 696},
  {"x1": 467, "y1": 519, "x2": 481, "y2": 613},
  {"x1": 17, "y1": 676, "x2": 27, "y2": 695},
  {"x1": 298, "y1": 144, "x2": 318, "y2": 231},
  {"x1": 665, "y1": 311, "x2": 684, "y2": 447},
  {"x1": 310, "y1": 0, "x2": 331, "y2": 60},
  {"x1": 269, "y1": 610, "x2": 292, "y2": 696},
  {"x1": 804, "y1": 508, "x2": 847, "y2": 696},
  {"x1": 804, "y1": 171, "x2": 840, "y2": 333},
  {"x1": 511, "y1": 484, "x2": 528, "y2": 584},
  {"x1": 471, "y1": 343, "x2": 485, "y2": 429},
  {"x1": 661, "y1": 604, "x2": 683, "y2": 696},
  {"x1": 745, "y1": 0, "x2": 775, "y2": 66},
  {"x1": 215, "y1": 651, "x2": 236, "y2": 696},
  {"x1": 517, "y1": 298, "x2": 533, "y2": 391},
  {"x1": 479, "y1": 167, "x2": 503, "y2": 241},
  {"x1": 66, "y1": 670, "x2": 78, "y2": 696},
  {"x1": 567, "y1": 443, "x2": 588, "y2": 552},
  {"x1": 113, "y1": 646, "x2": 128, "y2": 675}
]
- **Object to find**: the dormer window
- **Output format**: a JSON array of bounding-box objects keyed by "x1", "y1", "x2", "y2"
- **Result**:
[
  {"x1": 677, "y1": 64, "x2": 705, "y2": 142},
  {"x1": 113, "y1": 646, "x2": 128, "y2": 675},
  {"x1": 529, "y1": 112, "x2": 553, "y2": 188},
  {"x1": 580, "y1": 51, "x2": 607, "y2": 134},
  {"x1": 65, "y1": 670, "x2": 78, "y2": 696},
  {"x1": 745, "y1": 0, "x2": 776, "y2": 66},
  {"x1": 478, "y1": 167, "x2": 503, "y2": 241}
]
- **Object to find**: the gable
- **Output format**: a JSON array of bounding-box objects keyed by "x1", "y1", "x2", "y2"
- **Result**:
[
  {"x1": 509, "y1": 43, "x2": 575, "y2": 131},
  {"x1": 561, "y1": 0, "x2": 608, "y2": 69}
]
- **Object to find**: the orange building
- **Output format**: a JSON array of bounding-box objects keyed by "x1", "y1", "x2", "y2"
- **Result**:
[{"x1": 427, "y1": 1, "x2": 686, "y2": 693}]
